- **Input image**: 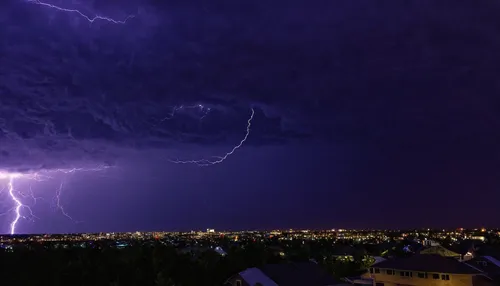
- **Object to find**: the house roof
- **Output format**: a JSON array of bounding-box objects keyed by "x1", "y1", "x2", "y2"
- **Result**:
[
  {"x1": 259, "y1": 262, "x2": 343, "y2": 286},
  {"x1": 372, "y1": 254, "x2": 482, "y2": 274},
  {"x1": 419, "y1": 245, "x2": 461, "y2": 257},
  {"x1": 239, "y1": 268, "x2": 278, "y2": 286},
  {"x1": 465, "y1": 256, "x2": 500, "y2": 275}
]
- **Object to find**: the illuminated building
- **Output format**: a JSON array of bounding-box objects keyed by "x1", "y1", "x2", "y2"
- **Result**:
[
  {"x1": 362, "y1": 255, "x2": 494, "y2": 286},
  {"x1": 420, "y1": 245, "x2": 462, "y2": 260}
]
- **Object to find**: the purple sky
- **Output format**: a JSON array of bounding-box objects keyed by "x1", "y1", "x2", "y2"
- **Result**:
[{"x1": 0, "y1": 0, "x2": 499, "y2": 234}]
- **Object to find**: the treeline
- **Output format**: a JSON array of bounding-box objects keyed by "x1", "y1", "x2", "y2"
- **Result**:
[
  {"x1": 0, "y1": 241, "x2": 370, "y2": 286},
  {"x1": 0, "y1": 242, "x2": 282, "y2": 286}
]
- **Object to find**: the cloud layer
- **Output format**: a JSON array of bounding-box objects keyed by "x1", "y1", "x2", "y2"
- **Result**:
[
  {"x1": 0, "y1": 1, "x2": 306, "y2": 171},
  {"x1": 1, "y1": 1, "x2": 500, "y2": 171}
]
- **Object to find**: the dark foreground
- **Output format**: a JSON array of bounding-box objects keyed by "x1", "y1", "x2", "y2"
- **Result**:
[{"x1": 0, "y1": 242, "x2": 367, "y2": 286}]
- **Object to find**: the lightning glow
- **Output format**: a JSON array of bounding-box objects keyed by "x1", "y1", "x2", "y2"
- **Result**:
[
  {"x1": 0, "y1": 166, "x2": 110, "y2": 234},
  {"x1": 27, "y1": 0, "x2": 135, "y2": 24},
  {"x1": 169, "y1": 108, "x2": 255, "y2": 166},
  {"x1": 160, "y1": 104, "x2": 211, "y2": 122}
]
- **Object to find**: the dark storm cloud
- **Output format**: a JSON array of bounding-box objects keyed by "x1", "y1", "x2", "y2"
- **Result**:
[
  {"x1": 1, "y1": 0, "x2": 500, "y2": 172},
  {"x1": 0, "y1": 1, "x2": 307, "y2": 171}
]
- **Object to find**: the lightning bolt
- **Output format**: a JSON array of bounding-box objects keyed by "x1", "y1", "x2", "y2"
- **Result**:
[
  {"x1": 26, "y1": 0, "x2": 135, "y2": 24},
  {"x1": 27, "y1": 185, "x2": 44, "y2": 206},
  {"x1": 0, "y1": 166, "x2": 109, "y2": 234},
  {"x1": 169, "y1": 108, "x2": 255, "y2": 166},
  {"x1": 8, "y1": 175, "x2": 23, "y2": 235},
  {"x1": 54, "y1": 182, "x2": 76, "y2": 222}
]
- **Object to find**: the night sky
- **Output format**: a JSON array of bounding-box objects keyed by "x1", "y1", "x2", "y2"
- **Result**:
[{"x1": 0, "y1": 1, "x2": 499, "y2": 234}]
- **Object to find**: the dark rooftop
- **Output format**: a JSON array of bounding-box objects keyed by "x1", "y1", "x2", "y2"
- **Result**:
[
  {"x1": 259, "y1": 261, "x2": 342, "y2": 286},
  {"x1": 465, "y1": 256, "x2": 500, "y2": 276},
  {"x1": 372, "y1": 254, "x2": 482, "y2": 275}
]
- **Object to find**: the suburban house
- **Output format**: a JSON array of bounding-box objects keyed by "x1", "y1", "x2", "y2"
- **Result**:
[
  {"x1": 465, "y1": 256, "x2": 500, "y2": 283},
  {"x1": 361, "y1": 254, "x2": 496, "y2": 286},
  {"x1": 224, "y1": 261, "x2": 349, "y2": 286}
]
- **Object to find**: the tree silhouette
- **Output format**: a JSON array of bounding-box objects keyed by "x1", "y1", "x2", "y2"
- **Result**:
[{"x1": 0, "y1": 238, "x2": 354, "y2": 286}]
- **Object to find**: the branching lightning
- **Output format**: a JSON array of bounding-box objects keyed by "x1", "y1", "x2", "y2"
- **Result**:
[
  {"x1": 7, "y1": 175, "x2": 23, "y2": 235},
  {"x1": 169, "y1": 108, "x2": 255, "y2": 166},
  {"x1": 0, "y1": 166, "x2": 109, "y2": 234},
  {"x1": 26, "y1": 0, "x2": 135, "y2": 24}
]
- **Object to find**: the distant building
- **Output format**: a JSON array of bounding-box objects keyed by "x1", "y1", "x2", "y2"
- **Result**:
[
  {"x1": 422, "y1": 239, "x2": 440, "y2": 247},
  {"x1": 471, "y1": 236, "x2": 486, "y2": 242},
  {"x1": 225, "y1": 262, "x2": 349, "y2": 286},
  {"x1": 362, "y1": 254, "x2": 494, "y2": 286},
  {"x1": 207, "y1": 229, "x2": 215, "y2": 233}
]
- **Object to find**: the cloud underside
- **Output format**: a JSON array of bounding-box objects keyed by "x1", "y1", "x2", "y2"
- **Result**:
[
  {"x1": 1, "y1": 1, "x2": 500, "y2": 171},
  {"x1": 0, "y1": 2, "x2": 317, "y2": 171},
  {"x1": 0, "y1": 74, "x2": 297, "y2": 171}
]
